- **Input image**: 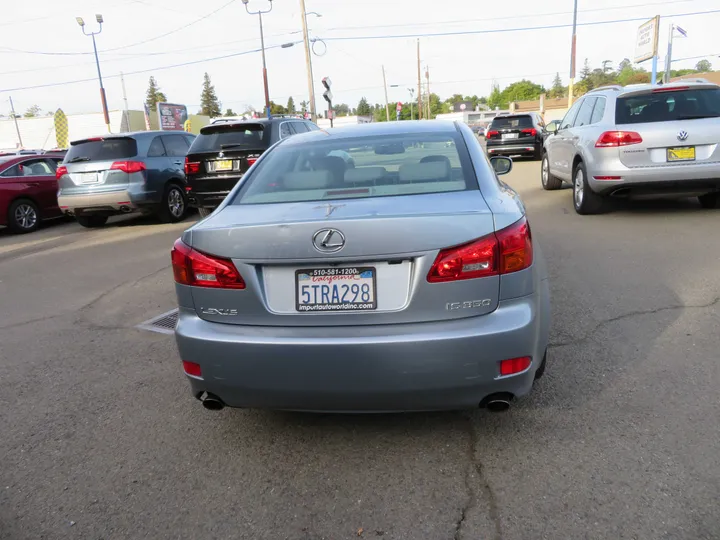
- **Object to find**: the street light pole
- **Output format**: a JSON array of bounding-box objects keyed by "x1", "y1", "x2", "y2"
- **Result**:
[
  {"x1": 242, "y1": 0, "x2": 273, "y2": 119},
  {"x1": 299, "y1": 0, "x2": 320, "y2": 122},
  {"x1": 382, "y1": 65, "x2": 390, "y2": 122},
  {"x1": 568, "y1": 0, "x2": 578, "y2": 107},
  {"x1": 77, "y1": 14, "x2": 111, "y2": 132}
]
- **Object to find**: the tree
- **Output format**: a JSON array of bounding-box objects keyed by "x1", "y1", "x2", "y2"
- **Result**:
[
  {"x1": 299, "y1": 100, "x2": 309, "y2": 113},
  {"x1": 200, "y1": 72, "x2": 222, "y2": 117},
  {"x1": 334, "y1": 103, "x2": 350, "y2": 116},
  {"x1": 24, "y1": 105, "x2": 41, "y2": 118},
  {"x1": 224, "y1": 108, "x2": 237, "y2": 117},
  {"x1": 695, "y1": 59, "x2": 712, "y2": 72},
  {"x1": 145, "y1": 76, "x2": 167, "y2": 110},
  {"x1": 487, "y1": 83, "x2": 503, "y2": 110},
  {"x1": 549, "y1": 72, "x2": 564, "y2": 98},
  {"x1": 269, "y1": 101, "x2": 287, "y2": 115},
  {"x1": 617, "y1": 58, "x2": 632, "y2": 72},
  {"x1": 579, "y1": 59, "x2": 591, "y2": 81},
  {"x1": 601, "y1": 60, "x2": 613, "y2": 73},
  {"x1": 356, "y1": 97, "x2": 372, "y2": 116},
  {"x1": 286, "y1": 96, "x2": 296, "y2": 114}
]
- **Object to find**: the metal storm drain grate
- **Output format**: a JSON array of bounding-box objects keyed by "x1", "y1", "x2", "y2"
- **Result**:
[{"x1": 136, "y1": 308, "x2": 179, "y2": 335}]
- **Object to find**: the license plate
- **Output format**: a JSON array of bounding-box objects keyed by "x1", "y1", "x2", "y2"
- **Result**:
[
  {"x1": 80, "y1": 173, "x2": 99, "y2": 184},
  {"x1": 295, "y1": 267, "x2": 377, "y2": 312},
  {"x1": 667, "y1": 146, "x2": 695, "y2": 162},
  {"x1": 503, "y1": 133, "x2": 518, "y2": 140},
  {"x1": 215, "y1": 159, "x2": 233, "y2": 171}
]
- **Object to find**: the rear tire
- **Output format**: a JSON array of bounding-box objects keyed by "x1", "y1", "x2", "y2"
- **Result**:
[
  {"x1": 76, "y1": 215, "x2": 108, "y2": 228},
  {"x1": 158, "y1": 183, "x2": 188, "y2": 223},
  {"x1": 541, "y1": 153, "x2": 562, "y2": 190},
  {"x1": 573, "y1": 161, "x2": 606, "y2": 215},
  {"x1": 698, "y1": 193, "x2": 719, "y2": 209},
  {"x1": 8, "y1": 199, "x2": 40, "y2": 234},
  {"x1": 198, "y1": 207, "x2": 213, "y2": 218}
]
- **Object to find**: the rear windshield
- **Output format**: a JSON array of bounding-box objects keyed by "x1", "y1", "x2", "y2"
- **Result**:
[
  {"x1": 616, "y1": 88, "x2": 720, "y2": 124},
  {"x1": 191, "y1": 124, "x2": 269, "y2": 153},
  {"x1": 490, "y1": 115, "x2": 533, "y2": 129},
  {"x1": 65, "y1": 138, "x2": 137, "y2": 162},
  {"x1": 232, "y1": 132, "x2": 474, "y2": 205}
]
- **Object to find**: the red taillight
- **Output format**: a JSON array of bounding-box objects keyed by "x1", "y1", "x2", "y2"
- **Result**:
[
  {"x1": 184, "y1": 157, "x2": 200, "y2": 174},
  {"x1": 247, "y1": 158, "x2": 257, "y2": 166},
  {"x1": 55, "y1": 165, "x2": 67, "y2": 180},
  {"x1": 595, "y1": 131, "x2": 643, "y2": 147},
  {"x1": 521, "y1": 128, "x2": 537, "y2": 137},
  {"x1": 652, "y1": 85, "x2": 689, "y2": 93},
  {"x1": 593, "y1": 176, "x2": 622, "y2": 181},
  {"x1": 110, "y1": 160, "x2": 146, "y2": 173},
  {"x1": 427, "y1": 217, "x2": 533, "y2": 283},
  {"x1": 171, "y1": 238, "x2": 245, "y2": 289},
  {"x1": 486, "y1": 130, "x2": 499, "y2": 139},
  {"x1": 182, "y1": 361, "x2": 202, "y2": 378},
  {"x1": 499, "y1": 356, "x2": 531, "y2": 376}
]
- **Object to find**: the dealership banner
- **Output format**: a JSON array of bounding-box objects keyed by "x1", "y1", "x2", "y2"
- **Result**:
[{"x1": 156, "y1": 102, "x2": 188, "y2": 131}]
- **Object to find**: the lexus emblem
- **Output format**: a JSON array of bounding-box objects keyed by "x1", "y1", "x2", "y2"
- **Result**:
[
  {"x1": 312, "y1": 228, "x2": 345, "y2": 253},
  {"x1": 677, "y1": 130, "x2": 688, "y2": 141}
]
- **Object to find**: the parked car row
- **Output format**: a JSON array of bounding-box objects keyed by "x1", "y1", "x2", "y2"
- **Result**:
[
  {"x1": 1, "y1": 116, "x2": 320, "y2": 235},
  {"x1": 540, "y1": 79, "x2": 720, "y2": 214}
]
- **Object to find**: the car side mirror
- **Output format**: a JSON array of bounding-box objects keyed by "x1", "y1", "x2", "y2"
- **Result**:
[
  {"x1": 490, "y1": 156, "x2": 512, "y2": 176},
  {"x1": 546, "y1": 123, "x2": 558, "y2": 134}
]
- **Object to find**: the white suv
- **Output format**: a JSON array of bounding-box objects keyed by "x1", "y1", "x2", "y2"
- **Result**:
[{"x1": 541, "y1": 80, "x2": 720, "y2": 214}]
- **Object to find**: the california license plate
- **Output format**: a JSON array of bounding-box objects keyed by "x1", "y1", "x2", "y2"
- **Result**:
[
  {"x1": 667, "y1": 146, "x2": 695, "y2": 162},
  {"x1": 215, "y1": 159, "x2": 233, "y2": 171},
  {"x1": 295, "y1": 267, "x2": 377, "y2": 312},
  {"x1": 503, "y1": 133, "x2": 518, "y2": 139}
]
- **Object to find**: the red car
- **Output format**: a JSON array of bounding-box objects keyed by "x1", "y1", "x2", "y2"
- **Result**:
[{"x1": 0, "y1": 154, "x2": 65, "y2": 234}]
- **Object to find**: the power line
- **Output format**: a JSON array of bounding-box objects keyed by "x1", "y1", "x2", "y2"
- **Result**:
[
  {"x1": 0, "y1": 0, "x2": 236, "y2": 56},
  {"x1": 321, "y1": 9, "x2": 720, "y2": 42}
]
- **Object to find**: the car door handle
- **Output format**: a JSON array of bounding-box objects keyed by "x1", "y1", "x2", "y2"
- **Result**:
[{"x1": 25, "y1": 182, "x2": 40, "y2": 187}]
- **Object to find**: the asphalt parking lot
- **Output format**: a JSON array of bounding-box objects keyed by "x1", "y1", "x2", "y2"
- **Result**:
[{"x1": 1, "y1": 159, "x2": 719, "y2": 540}]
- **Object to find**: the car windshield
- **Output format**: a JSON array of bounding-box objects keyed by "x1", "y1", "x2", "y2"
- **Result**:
[
  {"x1": 616, "y1": 87, "x2": 720, "y2": 124},
  {"x1": 191, "y1": 123, "x2": 269, "y2": 152},
  {"x1": 491, "y1": 115, "x2": 533, "y2": 129},
  {"x1": 64, "y1": 138, "x2": 137, "y2": 162},
  {"x1": 232, "y1": 132, "x2": 474, "y2": 205}
]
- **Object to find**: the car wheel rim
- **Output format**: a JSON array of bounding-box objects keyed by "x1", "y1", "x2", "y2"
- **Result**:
[
  {"x1": 168, "y1": 188, "x2": 184, "y2": 217},
  {"x1": 574, "y1": 169, "x2": 584, "y2": 207},
  {"x1": 15, "y1": 204, "x2": 37, "y2": 229},
  {"x1": 542, "y1": 158, "x2": 548, "y2": 186}
]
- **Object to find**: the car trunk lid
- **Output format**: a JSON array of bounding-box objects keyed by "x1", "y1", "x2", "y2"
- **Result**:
[
  {"x1": 63, "y1": 136, "x2": 138, "y2": 187},
  {"x1": 487, "y1": 115, "x2": 536, "y2": 142}
]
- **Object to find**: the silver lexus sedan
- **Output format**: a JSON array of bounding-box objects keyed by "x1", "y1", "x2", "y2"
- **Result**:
[{"x1": 172, "y1": 121, "x2": 550, "y2": 412}]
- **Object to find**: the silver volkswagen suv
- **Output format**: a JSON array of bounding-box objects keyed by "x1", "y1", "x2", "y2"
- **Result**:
[{"x1": 541, "y1": 80, "x2": 720, "y2": 214}]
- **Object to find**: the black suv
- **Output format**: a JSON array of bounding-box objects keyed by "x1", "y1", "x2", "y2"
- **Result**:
[
  {"x1": 185, "y1": 116, "x2": 319, "y2": 216},
  {"x1": 485, "y1": 112, "x2": 547, "y2": 160}
]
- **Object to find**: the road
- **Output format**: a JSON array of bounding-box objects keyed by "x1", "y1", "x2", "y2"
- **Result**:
[{"x1": 1, "y1": 162, "x2": 719, "y2": 540}]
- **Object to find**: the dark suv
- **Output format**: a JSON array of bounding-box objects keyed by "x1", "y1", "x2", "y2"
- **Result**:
[
  {"x1": 485, "y1": 112, "x2": 547, "y2": 160},
  {"x1": 185, "y1": 116, "x2": 319, "y2": 216},
  {"x1": 57, "y1": 131, "x2": 196, "y2": 227}
]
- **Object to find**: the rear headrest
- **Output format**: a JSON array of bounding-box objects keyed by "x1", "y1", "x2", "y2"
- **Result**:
[
  {"x1": 281, "y1": 170, "x2": 332, "y2": 190},
  {"x1": 344, "y1": 167, "x2": 386, "y2": 184},
  {"x1": 398, "y1": 160, "x2": 450, "y2": 183}
]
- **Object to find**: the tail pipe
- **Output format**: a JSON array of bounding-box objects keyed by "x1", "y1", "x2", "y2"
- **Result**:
[
  {"x1": 481, "y1": 392, "x2": 514, "y2": 412},
  {"x1": 201, "y1": 393, "x2": 225, "y2": 411}
]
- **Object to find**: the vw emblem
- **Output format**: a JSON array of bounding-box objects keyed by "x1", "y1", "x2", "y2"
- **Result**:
[
  {"x1": 312, "y1": 228, "x2": 345, "y2": 253},
  {"x1": 677, "y1": 130, "x2": 688, "y2": 141},
  {"x1": 218, "y1": 151, "x2": 225, "y2": 158}
]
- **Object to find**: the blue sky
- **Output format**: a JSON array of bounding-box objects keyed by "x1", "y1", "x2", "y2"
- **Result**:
[{"x1": 1, "y1": 0, "x2": 719, "y2": 116}]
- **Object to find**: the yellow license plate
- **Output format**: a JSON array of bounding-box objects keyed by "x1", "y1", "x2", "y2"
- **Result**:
[
  {"x1": 215, "y1": 159, "x2": 233, "y2": 171},
  {"x1": 667, "y1": 147, "x2": 695, "y2": 162}
]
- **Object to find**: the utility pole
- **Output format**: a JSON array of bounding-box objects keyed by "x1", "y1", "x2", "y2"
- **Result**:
[
  {"x1": 299, "y1": 0, "x2": 317, "y2": 122},
  {"x1": 568, "y1": 0, "x2": 578, "y2": 107},
  {"x1": 120, "y1": 72, "x2": 129, "y2": 114},
  {"x1": 382, "y1": 65, "x2": 390, "y2": 122},
  {"x1": 425, "y1": 65, "x2": 431, "y2": 119},
  {"x1": 242, "y1": 0, "x2": 273, "y2": 119},
  {"x1": 8, "y1": 96, "x2": 23, "y2": 148},
  {"x1": 408, "y1": 87, "x2": 415, "y2": 120},
  {"x1": 416, "y1": 39, "x2": 422, "y2": 120}
]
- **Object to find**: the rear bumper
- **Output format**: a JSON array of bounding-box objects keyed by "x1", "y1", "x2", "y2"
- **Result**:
[
  {"x1": 486, "y1": 142, "x2": 541, "y2": 156},
  {"x1": 589, "y1": 160, "x2": 720, "y2": 195},
  {"x1": 188, "y1": 190, "x2": 232, "y2": 209},
  {"x1": 58, "y1": 187, "x2": 158, "y2": 215},
  {"x1": 174, "y1": 290, "x2": 550, "y2": 412}
]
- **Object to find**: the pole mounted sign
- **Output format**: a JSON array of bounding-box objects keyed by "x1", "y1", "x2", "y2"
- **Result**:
[
  {"x1": 322, "y1": 77, "x2": 333, "y2": 127},
  {"x1": 634, "y1": 16, "x2": 660, "y2": 64}
]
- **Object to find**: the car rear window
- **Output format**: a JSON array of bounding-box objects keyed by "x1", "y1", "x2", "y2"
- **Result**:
[
  {"x1": 490, "y1": 115, "x2": 533, "y2": 129},
  {"x1": 65, "y1": 137, "x2": 137, "y2": 162},
  {"x1": 232, "y1": 132, "x2": 475, "y2": 205},
  {"x1": 616, "y1": 87, "x2": 720, "y2": 124},
  {"x1": 190, "y1": 123, "x2": 270, "y2": 153}
]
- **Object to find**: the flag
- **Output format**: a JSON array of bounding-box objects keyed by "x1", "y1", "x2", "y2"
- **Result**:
[
  {"x1": 676, "y1": 26, "x2": 688, "y2": 37},
  {"x1": 143, "y1": 103, "x2": 152, "y2": 130}
]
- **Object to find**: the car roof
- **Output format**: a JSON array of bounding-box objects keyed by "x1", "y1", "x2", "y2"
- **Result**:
[
  {"x1": 282, "y1": 120, "x2": 459, "y2": 145},
  {"x1": 588, "y1": 80, "x2": 720, "y2": 97},
  {"x1": 70, "y1": 130, "x2": 194, "y2": 145}
]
